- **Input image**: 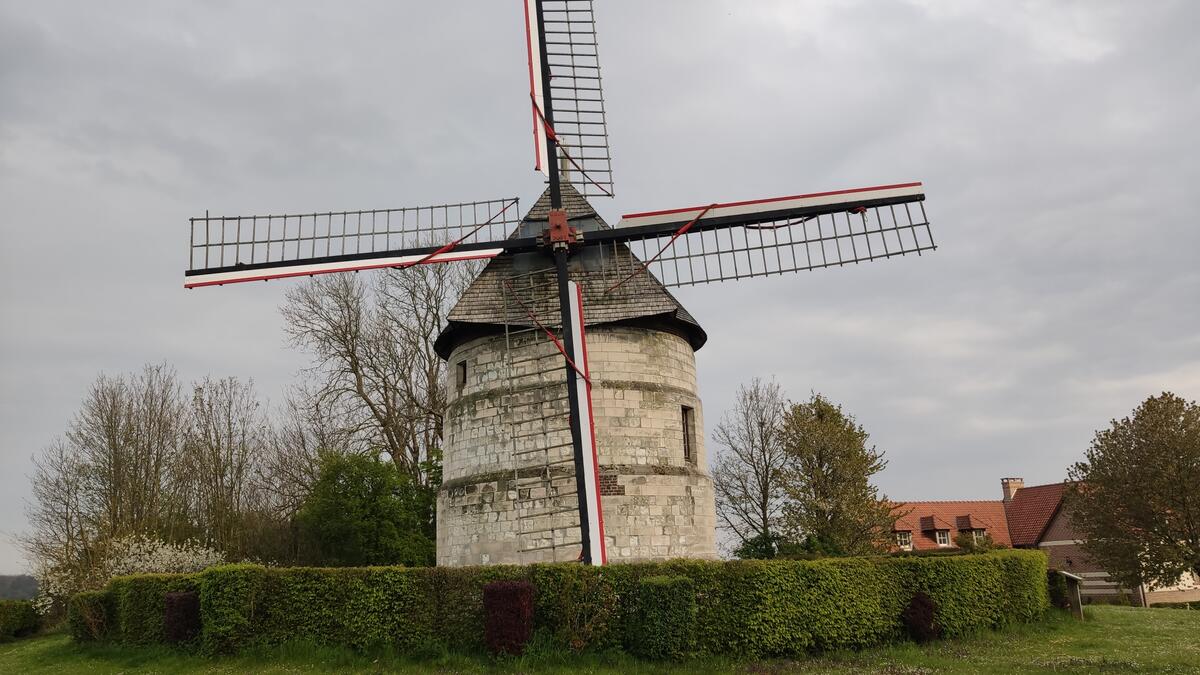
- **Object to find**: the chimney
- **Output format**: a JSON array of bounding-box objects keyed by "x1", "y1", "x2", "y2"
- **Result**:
[{"x1": 1001, "y1": 477, "x2": 1024, "y2": 502}]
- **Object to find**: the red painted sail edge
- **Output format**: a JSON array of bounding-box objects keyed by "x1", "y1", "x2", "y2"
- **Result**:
[{"x1": 620, "y1": 182, "x2": 924, "y2": 221}]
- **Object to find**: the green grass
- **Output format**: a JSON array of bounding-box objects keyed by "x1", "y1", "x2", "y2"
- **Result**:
[{"x1": 2, "y1": 607, "x2": 1197, "y2": 674}]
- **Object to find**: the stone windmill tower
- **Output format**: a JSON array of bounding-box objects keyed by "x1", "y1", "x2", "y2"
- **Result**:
[
  {"x1": 182, "y1": 0, "x2": 934, "y2": 566},
  {"x1": 433, "y1": 185, "x2": 717, "y2": 566}
]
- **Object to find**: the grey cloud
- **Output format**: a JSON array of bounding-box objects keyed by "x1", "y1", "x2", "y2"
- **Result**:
[{"x1": 2, "y1": 0, "x2": 1197, "y2": 571}]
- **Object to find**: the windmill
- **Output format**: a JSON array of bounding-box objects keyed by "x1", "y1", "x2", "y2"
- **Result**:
[{"x1": 185, "y1": 0, "x2": 935, "y2": 566}]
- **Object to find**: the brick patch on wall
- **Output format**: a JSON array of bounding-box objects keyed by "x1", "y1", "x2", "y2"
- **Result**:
[{"x1": 599, "y1": 473, "x2": 624, "y2": 496}]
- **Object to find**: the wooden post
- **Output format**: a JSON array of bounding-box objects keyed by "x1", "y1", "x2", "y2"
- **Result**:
[{"x1": 1061, "y1": 571, "x2": 1085, "y2": 620}]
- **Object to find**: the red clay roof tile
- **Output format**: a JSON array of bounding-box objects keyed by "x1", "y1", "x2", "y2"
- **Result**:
[
  {"x1": 1005, "y1": 482, "x2": 1067, "y2": 546},
  {"x1": 891, "y1": 500, "x2": 1012, "y2": 551}
]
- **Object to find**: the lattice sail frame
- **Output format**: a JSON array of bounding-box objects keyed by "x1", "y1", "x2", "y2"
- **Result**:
[
  {"x1": 608, "y1": 185, "x2": 934, "y2": 288},
  {"x1": 525, "y1": 0, "x2": 614, "y2": 198},
  {"x1": 183, "y1": 183, "x2": 932, "y2": 289},
  {"x1": 184, "y1": 198, "x2": 520, "y2": 287}
]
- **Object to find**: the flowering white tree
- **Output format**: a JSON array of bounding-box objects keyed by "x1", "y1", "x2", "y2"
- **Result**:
[{"x1": 33, "y1": 535, "x2": 227, "y2": 615}]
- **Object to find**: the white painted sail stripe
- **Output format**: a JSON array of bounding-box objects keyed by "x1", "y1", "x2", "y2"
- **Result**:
[
  {"x1": 184, "y1": 248, "x2": 503, "y2": 287},
  {"x1": 617, "y1": 184, "x2": 925, "y2": 229}
]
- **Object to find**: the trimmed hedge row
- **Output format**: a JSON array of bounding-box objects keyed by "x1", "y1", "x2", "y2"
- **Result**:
[
  {"x1": 69, "y1": 549, "x2": 1048, "y2": 658},
  {"x1": 629, "y1": 576, "x2": 697, "y2": 659},
  {"x1": 0, "y1": 600, "x2": 39, "y2": 641}
]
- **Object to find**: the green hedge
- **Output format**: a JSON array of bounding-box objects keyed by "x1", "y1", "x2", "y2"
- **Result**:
[
  {"x1": 70, "y1": 549, "x2": 1048, "y2": 658},
  {"x1": 629, "y1": 576, "x2": 696, "y2": 659},
  {"x1": 109, "y1": 573, "x2": 201, "y2": 645},
  {"x1": 68, "y1": 591, "x2": 113, "y2": 642},
  {"x1": 0, "y1": 600, "x2": 39, "y2": 641},
  {"x1": 199, "y1": 565, "x2": 438, "y2": 654}
]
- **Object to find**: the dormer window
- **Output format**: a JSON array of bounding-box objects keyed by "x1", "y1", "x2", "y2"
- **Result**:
[
  {"x1": 895, "y1": 531, "x2": 913, "y2": 551},
  {"x1": 971, "y1": 528, "x2": 987, "y2": 544},
  {"x1": 935, "y1": 530, "x2": 950, "y2": 547}
]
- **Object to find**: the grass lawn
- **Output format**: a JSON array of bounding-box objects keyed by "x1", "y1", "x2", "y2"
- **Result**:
[{"x1": 1, "y1": 606, "x2": 1197, "y2": 674}]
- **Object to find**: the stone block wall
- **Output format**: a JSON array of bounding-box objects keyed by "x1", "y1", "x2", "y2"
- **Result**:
[{"x1": 437, "y1": 325, "x2": 718, "y2": 566}]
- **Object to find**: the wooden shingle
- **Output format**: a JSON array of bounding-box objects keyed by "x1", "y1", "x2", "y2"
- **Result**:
[{"x1": 435, "y1": 185, "x2": 705, "y2": 359}]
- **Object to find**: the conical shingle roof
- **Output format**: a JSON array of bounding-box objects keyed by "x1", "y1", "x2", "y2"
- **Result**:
[{"x1": 434, "y1": 185, "x2": 706, "y2": 359}]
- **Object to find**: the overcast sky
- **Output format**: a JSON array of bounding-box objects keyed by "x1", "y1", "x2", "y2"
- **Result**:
[{"x1": 2, "y1": 1, "x2": 1198, "y2": 573}]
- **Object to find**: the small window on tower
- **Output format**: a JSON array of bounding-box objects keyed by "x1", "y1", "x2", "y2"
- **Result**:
[
  {"x1": 681, "y1": 405, "x2": 695, "y2": 463},
  {"x1": 456, "y1": 361, "x2": 467, "y2": 392}
]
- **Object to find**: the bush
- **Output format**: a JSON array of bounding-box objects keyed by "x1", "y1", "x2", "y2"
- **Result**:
[
  {"x1": 109, "y1": 573, "x2": 200, "y2": 645},
  {"x1": 482, "y1": 580, "x2": 534, "y2": 656},
  {"x1": 432, "y1": 565, "x2": 526, "y2": 653},
  {"x1": 954, "y1": 531, "x2": 1000, "y2": 553},
  {"x1": 629, "y1": 576, "x2": 696, "y2": 660},
  {"x1": 1047, "y1": 571, "x2": 1070, "y2": 610},
  {"x1": 1084, "y1": 593, "x2": 1134, "y2": 606},
  {"x1": 67, "y1": 591, "x2": 112, "y2": 642},
  {"x1": 164, "y1": 591, "x2": 201, "y2": 644},
  {"x1": 35, "y1": 536, "x2": 225, "y2": 618},
  {"x1": 199, "y1": 564, "x2": 438, "y2": 655},
  {"x1": 530, "y1": 564, "x2": 619, "y2": 652},
  {"x1": 71, "y1": 549, "x2": 1049, "y2": 659},
  {"x1": 901, "y1": 592, "x2": 938, "y2": 643},
  {"x1": 0, "y1": 600, "x2": 39, "y2": 641}
]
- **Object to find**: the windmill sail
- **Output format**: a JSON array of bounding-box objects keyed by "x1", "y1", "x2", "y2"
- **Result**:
[
  {"x1": 524, "y1": 0, "x2": 614, "y2": 198},
  {"x1": 593, "y1": 182, "x2": 934, "y2": 288},
  {"x1": 184, "y1": 197, "x2": 520, "y2": 288}
]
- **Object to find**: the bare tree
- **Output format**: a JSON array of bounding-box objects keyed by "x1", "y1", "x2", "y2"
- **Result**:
[
  {"x1": 65, "y1": 365, "x2": 184, "y2": 540},
  {"x1": 23, "y1": 365, "x2": 188, "y2": 610},
  {"x1": 711, "y1": 378, "x2": 789, "y2": 555},
  {"x1": 280, "y1": 262, "x2": 475, "y2": 485},
  {"x1": 22, "y1": 439, "x2": 94, "y2": 581},
  {"x1": 174, "y1": 376, "x2": 267, "y2": 556},
  {"x1": 257, "y1": 387, "x2": 369, "y2": 518}
]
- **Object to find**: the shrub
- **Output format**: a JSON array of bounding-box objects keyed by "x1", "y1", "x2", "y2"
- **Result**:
[
  {"x1": 1084, "y1": 593, "x2": 1134, "y2": 606},
  {"x1": 67, "y1": 591, "x2": 112, "y2": 642},
  {"x1": 109, "y1": 573, "x2": 200, "y2": 645},
  {"x1": 432, "y1": 565, "x2": 527, "y2": 652},
  {"x1": 199, "y1": 564, "x2": 438, "y2": 655},
  {"x1": 733, "y1": 532, "x2": 784, "y2": 559},
  {"x1": 954, "y1": 531, "x2": 1000, "y2": 553},
  {"x1": 901, "y1": 592, "x2": 938, "y2": 643},
  {"x1": 1047, "y1": 571, "x2": 1070, "y2": 610},
  {"x1": 530, "y1": 564, "x2": 619, "y2": 652},
  {"x1": 0, "y1": 600, "x2": 39, "y2": 641},
  {"x1": 71, "y1": 549, "x2": 1049, "y2": 659},
  {"x1": 164, "y1": 591, "x2": 201, "y2": 644},
  {"x1": 629, "y1": 576, "x2": 696, "y2": 660},
  {"x1": 34, "y1": 536, "x2": 225, "y2": 618},
  {"x1": 482, "y1": 580, "x2": 534, "y2": 656}
]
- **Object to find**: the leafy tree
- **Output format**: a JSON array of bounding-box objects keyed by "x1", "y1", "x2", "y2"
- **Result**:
[
  {"x1": 1066, "y1": 392, "x2": 1200, "y2": 588},
  {"x1": 732, "y1": 532, "x2": 784, "y2": 560},
  {"x1": 777, "y1": 394, "x2": 895, "y2": 556},
  {"x1": 296, "y1": 453, "x2": 435, "y2": 567},
  {"x1": 954, "y1": 530, "x2": 998, "y2": 553}
]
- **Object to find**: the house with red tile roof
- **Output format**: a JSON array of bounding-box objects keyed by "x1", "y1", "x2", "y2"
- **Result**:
[
  {"x1": 893, "y1": 477, "x2": 1200, "y2": 605},
  {"x1": 891, "y1": 500, "x2": 1011, "y2": 552}
]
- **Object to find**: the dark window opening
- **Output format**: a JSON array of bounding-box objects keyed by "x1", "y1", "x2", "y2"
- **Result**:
[
  {"x1": 456, "y1": 361, "x2": 467, "y2": 392},
  {"x1": 682, "y1": 405, "x2": 695, "y2": 463}
]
